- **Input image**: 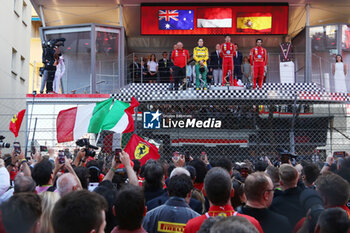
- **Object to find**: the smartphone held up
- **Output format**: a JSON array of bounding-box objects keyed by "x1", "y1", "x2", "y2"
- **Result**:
[
  {"x1": 58, "y1": 150, "x2": 65, "y2": 164},
  {"x1": 115, "y1": 148, "x2": 122, "y2": 163},
  {"x1": 13, "y1": 142, "x2": 21, "y2": 156}
]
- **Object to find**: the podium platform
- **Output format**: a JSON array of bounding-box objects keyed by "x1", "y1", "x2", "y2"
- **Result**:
[{"x1": 110, "y1": 82, "x2": 349, "y2": 103}]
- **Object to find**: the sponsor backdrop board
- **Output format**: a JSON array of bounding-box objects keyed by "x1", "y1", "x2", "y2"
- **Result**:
[{"x1": 141, "y1": 3, "x2": 288, "y2": 35}]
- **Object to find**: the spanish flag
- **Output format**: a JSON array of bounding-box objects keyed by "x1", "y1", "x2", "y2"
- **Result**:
[
  {"x1": 9, "y1": 109, "x2": 26, "y2": 137},
  {"x1": 237, "y1": 13, "x2": 272, "y2": 33}
]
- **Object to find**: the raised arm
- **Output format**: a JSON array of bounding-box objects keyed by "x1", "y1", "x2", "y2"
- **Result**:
[{"x1": 120, "y1": 151, "x2": 138, "y2": 186}]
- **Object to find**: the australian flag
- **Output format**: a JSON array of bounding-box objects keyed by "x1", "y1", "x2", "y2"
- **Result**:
[{"x1": 159, "y1": 10, "x2": 194, "y2": 30}]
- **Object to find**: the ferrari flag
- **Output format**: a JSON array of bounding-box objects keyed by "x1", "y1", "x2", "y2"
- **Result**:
[
  {"x1": 237, "y1": 12, "x2": 272, "y2": 33},
  {"x1": 9, "y1": 109, "x2": 26, "y2": 137},
  {"x1": 124, "y1": 134, "x2": 160, "y2": 166}
]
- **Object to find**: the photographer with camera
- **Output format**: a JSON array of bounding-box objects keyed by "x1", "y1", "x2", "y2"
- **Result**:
[
  {"x1": 73, "y1": 138, "x2": 98, "y2": 167},
  {"x1": 0, "y1": 135, "x2": 10, "y2": 149},
  {"x1": 40, "y1": 38, "x2": 65, "y2": 94},
  {"x1": 73, "y1": 139, "x2": 101, "y2": 191}
]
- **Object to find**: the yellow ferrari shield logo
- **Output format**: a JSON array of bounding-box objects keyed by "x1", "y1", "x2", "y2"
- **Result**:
[
  {"x1": 11, "y1": 114, "x2": 17, "y2": 123},
  {"x1": 135, "y1": 142, "x2": 149, "y2": 160}
]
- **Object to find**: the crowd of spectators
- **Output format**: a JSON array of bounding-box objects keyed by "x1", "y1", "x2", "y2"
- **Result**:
[{"x1": 0, "y1": 145, "x2": 349, "y2": 233}]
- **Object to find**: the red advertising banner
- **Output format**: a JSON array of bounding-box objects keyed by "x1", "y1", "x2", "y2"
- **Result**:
[{"x1": 141, "y1": 4, "x2": 288, "y2": 35}]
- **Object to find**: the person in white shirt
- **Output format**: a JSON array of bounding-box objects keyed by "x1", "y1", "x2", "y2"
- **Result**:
[
  {"x1": 53, "y1": 48, "x2": 65, "y2": 94},
  {"x1": 147, "y1": 54, "x2": 158, "y2": 83},
  {"x1": 0, "y1": 159, "x2": 10, "y2": 198},
  {"x1": 333, "y1": 54, "x2": 348, "y2": 93}
]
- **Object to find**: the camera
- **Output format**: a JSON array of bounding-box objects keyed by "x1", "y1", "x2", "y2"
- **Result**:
[
  {"x1": 42, "y1": 38, "x2": 65, "y2": 69},
  {"x1": 0, "y1": 136, "x2": 10, "y2": 148},
  {"x1": 42, "y1": 38, "x2": 66, "y2": 49},
  {"x1": 76, "y1": 138, "x2": 98, "y2": 158}
]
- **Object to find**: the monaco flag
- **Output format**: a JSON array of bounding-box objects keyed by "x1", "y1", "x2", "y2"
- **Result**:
[
  {"x1": 197, "y1": 8, "x2": 232, "y2": 28},
  {"x1": 124, "y1": 134, "x2": 160, "y2": 166},
  {"x1": 9, "y1": 109, "x2": 26, "y2": 137}
]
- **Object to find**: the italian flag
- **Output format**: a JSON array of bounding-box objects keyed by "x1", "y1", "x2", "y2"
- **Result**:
[
  {"x1": 101, "y1": 97, "x2": 139, "y2": 133},
  {"x1": 56, "y1": 97, "x2": 139, "y2": 143}
]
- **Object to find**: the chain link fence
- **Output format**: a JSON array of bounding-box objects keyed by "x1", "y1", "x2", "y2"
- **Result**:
[
  {"x1": 0, "y1": 94, "x2": 27, "y2": 156},
  {"x1": 134, "y1": 100, "x2": 341, "y2": 164},
  {"x1": 0, "y1": 92, "x2": 349, "y2": 166}
]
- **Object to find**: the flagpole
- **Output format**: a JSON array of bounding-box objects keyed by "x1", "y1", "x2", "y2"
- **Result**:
[
  {"x1": 95, "y1": 129, "x2": 102, "y2": 147},
  {"x1": 30, "y1": 118, "x2": 38, "y2": 157},
  {"x1": 134, "y1": 105, "x2": 138, "y2": 134},
  {"x1": 25, "y1": 91, "x2": 37, "y2": 158}
]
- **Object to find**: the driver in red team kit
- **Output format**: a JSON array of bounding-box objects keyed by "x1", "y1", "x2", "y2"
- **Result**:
[
  {"x1": 250, "y1": 39, "x2": 268, "y2": 89},
  {"x1": 220, "y1": 35, "x2": 241, "y2": 87}
]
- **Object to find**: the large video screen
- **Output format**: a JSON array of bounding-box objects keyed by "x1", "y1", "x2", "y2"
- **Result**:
[{"x1": 141, "y1": 4, "x2": 288, "y2": 35}]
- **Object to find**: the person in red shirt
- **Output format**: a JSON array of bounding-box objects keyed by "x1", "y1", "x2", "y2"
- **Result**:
[
  {"x1": 184, "y1": 167, "x2": 263, "y2": 233},
  {"x1": 293, "y1": 172, "x2": 350, "y2": 233},
  {"x1": 220, "y1": 35, "x2": 236, "y2": 86},
  {"x1": 250, "y1": 39, "x2": 268, "y2": 89},
  {"x1": 171, "y1": 42, "x2": 190, "y2": 91}
]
